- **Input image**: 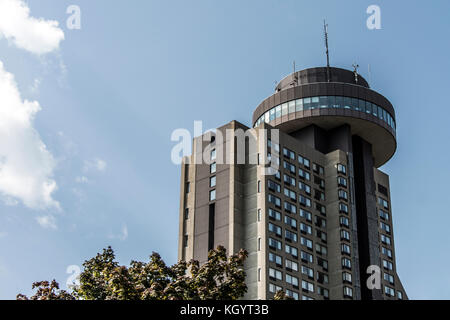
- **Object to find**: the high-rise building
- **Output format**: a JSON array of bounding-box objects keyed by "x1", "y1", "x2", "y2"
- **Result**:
[{"x1": 178, "y1": 67, "x2": 407, "y2": 300}]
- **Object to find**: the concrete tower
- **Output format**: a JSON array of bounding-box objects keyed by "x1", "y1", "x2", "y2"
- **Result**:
[{"x1": 178, "y1": 67, "x2": 407, "y2": 300}]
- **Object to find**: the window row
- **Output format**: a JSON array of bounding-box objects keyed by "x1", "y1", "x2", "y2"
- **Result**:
[{"x1": 254, "y1": 96, "x2": 396, "y2": 130}]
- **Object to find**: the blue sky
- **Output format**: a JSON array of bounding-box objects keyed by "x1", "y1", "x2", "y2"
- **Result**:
[{"x1": 0, "y1": 0, "x2": 449, "y2": 299}]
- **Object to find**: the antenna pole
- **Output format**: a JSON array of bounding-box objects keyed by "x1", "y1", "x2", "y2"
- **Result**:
[
  {"x1": 324, "y1": 20, "x2": 330, "y2": 82},
  {"x1": 352, "y1": 63, "x2": 360, "y2": 84}
]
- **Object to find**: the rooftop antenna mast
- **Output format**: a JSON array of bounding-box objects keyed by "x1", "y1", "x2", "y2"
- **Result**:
[
  {"x1": 352, "y1": 63, "x2": 360, "y2": 84},
  {"x1": 324, "y1": 20, "x2": 331, "y2": 82},
  {"x1": 291, "y1": 61, "x2": 298, "y2": 86}
]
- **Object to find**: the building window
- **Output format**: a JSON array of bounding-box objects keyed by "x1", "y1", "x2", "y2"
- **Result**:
[
  {"x1": 299, "y1": 168, "x2": 311, "y2": 181},
  {"x1": 184, "y1": 208, "x2": 189, "y2": 220},
  {"x1": 317, "y1": 257, "x2": 328, "y2": 270},
  {"x1": 210, "y1": 176, "x2": 216, "y2": 188},
  {"x1": 257, "y1": 209, "x2": 262, "y2": 222},
  {"x1": 269, "y1": 283, "x2": 282, "y2": 294},
  {"x1": 286, "y1": 274, "x2": 299, "y2": 288},
  {"x1": 301, "y1": 280, "x2": 314, "y2": 293},
  {"x1": 314, "y1": 175, "x2": 325, "y2": 189},
  {"x1": 268, "y1": 180, "x2": 281, "y2": 193},
  {"x1": 383, "y1": 260, "x2": 393, "y2": 271},
  {"x1": 313, "y1": 163, "x2": 324, "y2": 175},
  {"x1": 301, "y1": 251, "x2": 313, "y2": 263},
  {"x1": 258, "y1": 238, "x2": 261, "y2": 251},
  {"x1": 337, "y1": 164, "x2": 347, "y2": 175},
  {"x1": 209, "y1": 189, "x2": 216, "y2": 201},
  {"x1": 300, "y1": 209, "x2": 312, "y2": 222},
  {"x1": 338, "y1": 189, "x2": 348, "y2": 201},
  {"x1": 314, "y1": 189, "x2": 325, "y2": 201},
  {"x1": 299, "y1": 195, "x2": 312, "y2": 208},
  {"x1": 269, "y1": 222, "x2": 282, "y2": 237},
  {"x1": 286, "y1": 289, "x2": 299, "y2": 300},
  {"x1": 338, "y1": 176, "x2": 348, "y2": 188},
  {"x1": 316, "y1": 229, "x2": 327, "y2": 242},
  {"x1": 257, "y1": 180, "x2": 261, "y2": 193},
  {"x1": 316, "y1": 203, "x2": 326, "y2": 216},
  {"x1": 210, "y1": 149, "x2": 216, "y2": 161},
  {"x1": 379, "y1": 209, "x2": 389, "y2": 220},
  {"x1": 384, "y1": 286, "x2": 395, "y2": 297},
  {"x1": 299, "y1": 181, "x2": 311, "y2": 195},
  {"x1": 186, "y1": 182, "x2": 190, "y2": 193},
  {"x1": 342, "y1": 258, "x2": 352, "y2": 269},
  {"x1": 268, "y1": 194, "x2": 281, "y2": 208},
  {"x1": 269, "y1": 268, "x2": 283, "y2": 281},
  {"x1": 285, "y1": 230, "x2": 298, "y2": 243},
  {"x1": 382, "y1": 246, "x2": 392, "y2": 258},
  {"x1": 284, "y1": 215, "x2": 297, "y2": 229},
  {"x1": 340, "y1": 230, "x2": 351, "y2": 241},
  {"x1": 378, "y1": 197, "x2": 389, "y2": 209},
  {"x1": 268, "y1": 238, "x2": 282, "y2": 251},
  {"x1": 343, "y1": 272, "x2": 352, "y2": 284},
  {"x1": 284, "y1": 174, "x2": 296, "y2": 187},
  {"x1": 315, "y1": 216, "x2": 327, "y2": 229},
  {"x1": 300, "y1": 223, "x2": 312, "y2": 235},
  {"x1": 298, "y1": 155, "x2": 310, "y2": 168},
  {"x1": 397, "y1": 291, "x2": 403, "y2": 300},
  {"x1": 301, "y1": 265, "x2": 314, "y2": 278},
  {"x1": 210, "y1": 162, "x2": 216, "y2": 174},
  {"x1": 258, "y1": 268, "x2": 261, "y2": 282},
  {"x1": 300, "y1": 237, "x2": 313, "y2": 250},
  {"x1": 286, "y1": 244, "x2": 298, "y2": 258},
  {"x1": 339, "y1": 202, "x2": 349, "y2": 214},
  {"x1": 269, "y1": 252, "x2": 283, "y2": 267},
  {"x1": 318, "y1": 287, "x2": 329, "y2": 299},
  {"x1": 384, "y1": 273, "x2": 395, "y2": 284},
  {"x1": 317, "y1": 271, "x2": 329, "y2": 285},
  {"x1": 268, "y1": 208, "x2": 282, "y2": 221},
  {"x1": 341, "y1": 243, "x2": 351, "y2": 255},
  {"x1": 284, "y1": 187, "x2": 297, "y2": 201},
  {"x1": 283, "y1": 147, "x2": 295, "y2": 160},
  {"x1": 380, "y1": 222, "x2": 391, "y2": 234},
  {"x1": 381, "y1": 234, "x2": 392, "y2": 245},
  {"x1": 343, "y1": 286, "x2": 353, "y2": 298},
  {"x1": 285, "y1": 259, "x2": 299, "y2": 272},
  {"x1": 340, "y1": 216, "x2": 349, "y2": 227},
  {"x1": 316, "y1": 243, "x2": 327, "y2": 256},
  {"x1": 378, "y1": 184, "x2": 388, "y2": 196},
  {"x1": 184, "y1": 235, "x2": 188, "y2": 247},
  {"x1": 284, "y1": 201, "x2": 297, "y2": 214}
]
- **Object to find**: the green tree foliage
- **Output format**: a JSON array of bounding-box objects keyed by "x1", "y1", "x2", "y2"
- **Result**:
[{"x1": 17, "y1": 246, "x2": 248, "y2": 300}]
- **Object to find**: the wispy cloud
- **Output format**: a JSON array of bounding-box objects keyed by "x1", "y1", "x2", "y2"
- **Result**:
[
  {"x1": 0, "y1": 0, "x2": 64, "y2": 55},
  {"x1": 36, "y1": 215, "x2": 57, "y2": 230},
  {"x1": 84, "y1": 158, "x2": 107, "y2": 173},
  {"x1": 0, "y1": 231, "x2": 7, "y2": 238},
  {"x1": 0, "y1": 62, "x2": 59, "y2": 210},
  {"x1": 108, "y1": 224, "x2": 128, "y2": 241}
]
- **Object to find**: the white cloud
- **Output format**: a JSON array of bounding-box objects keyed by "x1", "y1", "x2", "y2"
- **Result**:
[
  {"x1": 108, "y1": 224, "x2": 128, "y2": 241},
  {"x1": 84, "y1": 158, "x2": 107, "y2": 173},
  {"x1": 0, "y1": 0, "x2": 64, "y2": 55},
  {"x1": 29, "y1": 77, "x2": 41, "y2": 94},
  {"x1": 36, "y1": 215, "x2": 57, "y2": 230},
  {"x1": 0, "y1": 61, "x2": 59, "y2": 210}
]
